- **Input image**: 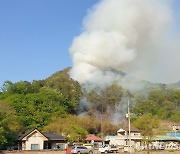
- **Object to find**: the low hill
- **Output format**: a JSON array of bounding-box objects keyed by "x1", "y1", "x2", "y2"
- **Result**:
[{"x1": 45, "y1": 67, "x2": 82, "y2": 106}]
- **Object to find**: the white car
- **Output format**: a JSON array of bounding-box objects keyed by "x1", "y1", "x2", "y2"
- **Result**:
[
  {"x1": 99, "y1": 145, "x2": 119, "y2": 153},
  {"x1": 71, "y1": 146, "x2": 93, "y2": 154}
]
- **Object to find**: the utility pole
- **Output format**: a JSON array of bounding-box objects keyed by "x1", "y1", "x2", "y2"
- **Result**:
[
  {"x1": 101, "y1": 101, "x2": 103, "y2": 138},
  {"x1": 128, "y1": 100, "x2": 132, "y2": 154},
  {"x1": 173, "y1": 123, "x2": 177, "y2": 138}
]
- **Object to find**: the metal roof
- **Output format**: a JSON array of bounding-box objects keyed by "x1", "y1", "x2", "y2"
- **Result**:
[
  {"x1": 85, "y1": 134, "x2": 102, "y2": 141},
  {"x1": 167, "y1": 132, "x2": 180, "y2": 138},
  {"x1": 43, "y1": 132, "x2": 66, "y2": 140},
  {"x1": 153, "y1": 135, "x2": 180, "y2": 141},
  {"x1": 18, "y1": 128, "x2": 65, "y2": 141},
  {"x1": 18, "y1": 128, "x2": 38, "y2": 141}
]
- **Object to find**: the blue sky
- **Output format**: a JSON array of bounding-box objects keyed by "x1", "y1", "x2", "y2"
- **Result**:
[
  {"x1": 0, "y1": 0, "x2": 98, "y2": 87},
  {"x1": 0, "y1": 0, "x2": 179, "y2": 87}
]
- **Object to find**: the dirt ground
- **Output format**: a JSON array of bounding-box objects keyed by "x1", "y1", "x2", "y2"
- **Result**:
[
  {"x1": 134, "y1": 150, "x2": 180, "y2": 154},
  {"x1": 1, "y1": 150, "x2": 180, "y2": 154}
]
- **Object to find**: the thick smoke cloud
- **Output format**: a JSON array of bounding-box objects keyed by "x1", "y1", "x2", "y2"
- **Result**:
[{"x1": 69, "y1": 0, "x2": 179, "y2": 89}]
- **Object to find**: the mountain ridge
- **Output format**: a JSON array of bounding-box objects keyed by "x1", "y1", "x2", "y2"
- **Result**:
[{"x1": 49, "y1": 67, "x2": 180, "y2": 91}]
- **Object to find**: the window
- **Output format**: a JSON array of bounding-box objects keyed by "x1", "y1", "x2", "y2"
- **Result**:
[
  {"x1": 31, "y1": 144, "x2": 39, "y2": 150},
  {"x1": 56, "y1": 143, "x2": 64, "y2": 149},
  {"x1": 77, "y1": 146, "x2": 87, "y2": 149}
]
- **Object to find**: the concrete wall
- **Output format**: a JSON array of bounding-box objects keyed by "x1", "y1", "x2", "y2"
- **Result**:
[
  {"x1": 0, "y1": 149, "x2": 101, "y2": 154},
  {"x1": 0, "y1": 150, "x2": 66, "y2": 154}
]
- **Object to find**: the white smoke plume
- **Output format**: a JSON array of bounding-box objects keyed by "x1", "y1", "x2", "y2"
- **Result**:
[{"x1": 69, "y1": 0, "x2": 179, "y2": 89}]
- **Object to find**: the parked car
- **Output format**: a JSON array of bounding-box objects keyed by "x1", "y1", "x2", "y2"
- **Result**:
[
  {"x1": 71, "y1": 146, "x2": 93, "y2": 154},
  {"x1": 99, "y1": 145, "x2": 119, "y2": 153}
]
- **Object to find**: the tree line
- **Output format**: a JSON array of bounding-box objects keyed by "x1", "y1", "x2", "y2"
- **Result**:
[{"x1": 0, "y1": 68, "x2": 179, "y2": 149}]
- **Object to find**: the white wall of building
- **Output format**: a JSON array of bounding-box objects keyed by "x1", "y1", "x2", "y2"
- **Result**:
[{"x1": 25, "y1": 132, "x2": 44, "y2": 150}]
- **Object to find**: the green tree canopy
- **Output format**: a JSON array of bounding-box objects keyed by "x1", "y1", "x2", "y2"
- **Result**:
[
  {"x1": 134, "y1": 114, "x2": 160, "y2": 154},
  {"x1": 0, "y1": 100, "x2": 22, "y2": 149}
]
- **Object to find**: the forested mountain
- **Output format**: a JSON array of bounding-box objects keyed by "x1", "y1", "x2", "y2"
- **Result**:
[
  {"x1": 169, "y1": 81, "x2": 180, "y2": 89},
  {"x1": 0, "y1": 67, "x2": 179, "y2": 149}
]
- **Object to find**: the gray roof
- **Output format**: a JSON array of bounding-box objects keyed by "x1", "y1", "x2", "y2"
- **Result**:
[
  {"x1": 122, "y1": 126, "x2": 140, "y2": 132},
  {"x1": 43, "y1": 132, "x2": 66, "y2": 140},
  {"x1": 18, "y1": 128, "x2": 66, "y2": 141},
  {"x1": 18, "y1": 128, "x2": 36, "y2": 141}
]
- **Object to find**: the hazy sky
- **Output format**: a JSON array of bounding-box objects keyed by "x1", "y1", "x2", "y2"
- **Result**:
[{"x1": 0, "y1": 0, "x2": 179, "y2": 87}]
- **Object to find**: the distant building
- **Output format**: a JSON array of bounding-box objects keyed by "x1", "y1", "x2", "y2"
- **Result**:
[
  {"x1": 103, "y1": 126, "x2": 142, "y2": 152},
  {"x1": 102, "y1": 124, "x2": 180, "y2": 152},
  {"x1": 85, "y1": 134, "x2": 102, "y2": 148},
  {"x1": 172, "y1": 124, "x2": 180, "y2": 131},
  {"x1": 17, "y1": 128, "x2": 67, "y2": 150},
  {"x1": 152, "y1": 135, "x2": 180, "y2": 150}
]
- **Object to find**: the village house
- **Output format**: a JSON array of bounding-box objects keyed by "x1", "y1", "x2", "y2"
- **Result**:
[
  {"x1": 17, "y1": 128, "x2": 67, "y2": 150},
  {"x1": 85, "y1": 134, "x2": 102, "y2": 148},
  {"x1": 103, "y1": 126, "x2": 180, "y2": 152},
  {"x1": 151, "y1": 134, "x2": 180, "y2": 150},
  {"x1": 103, "y1": 126, "x2": 142, "y2": 152}
]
